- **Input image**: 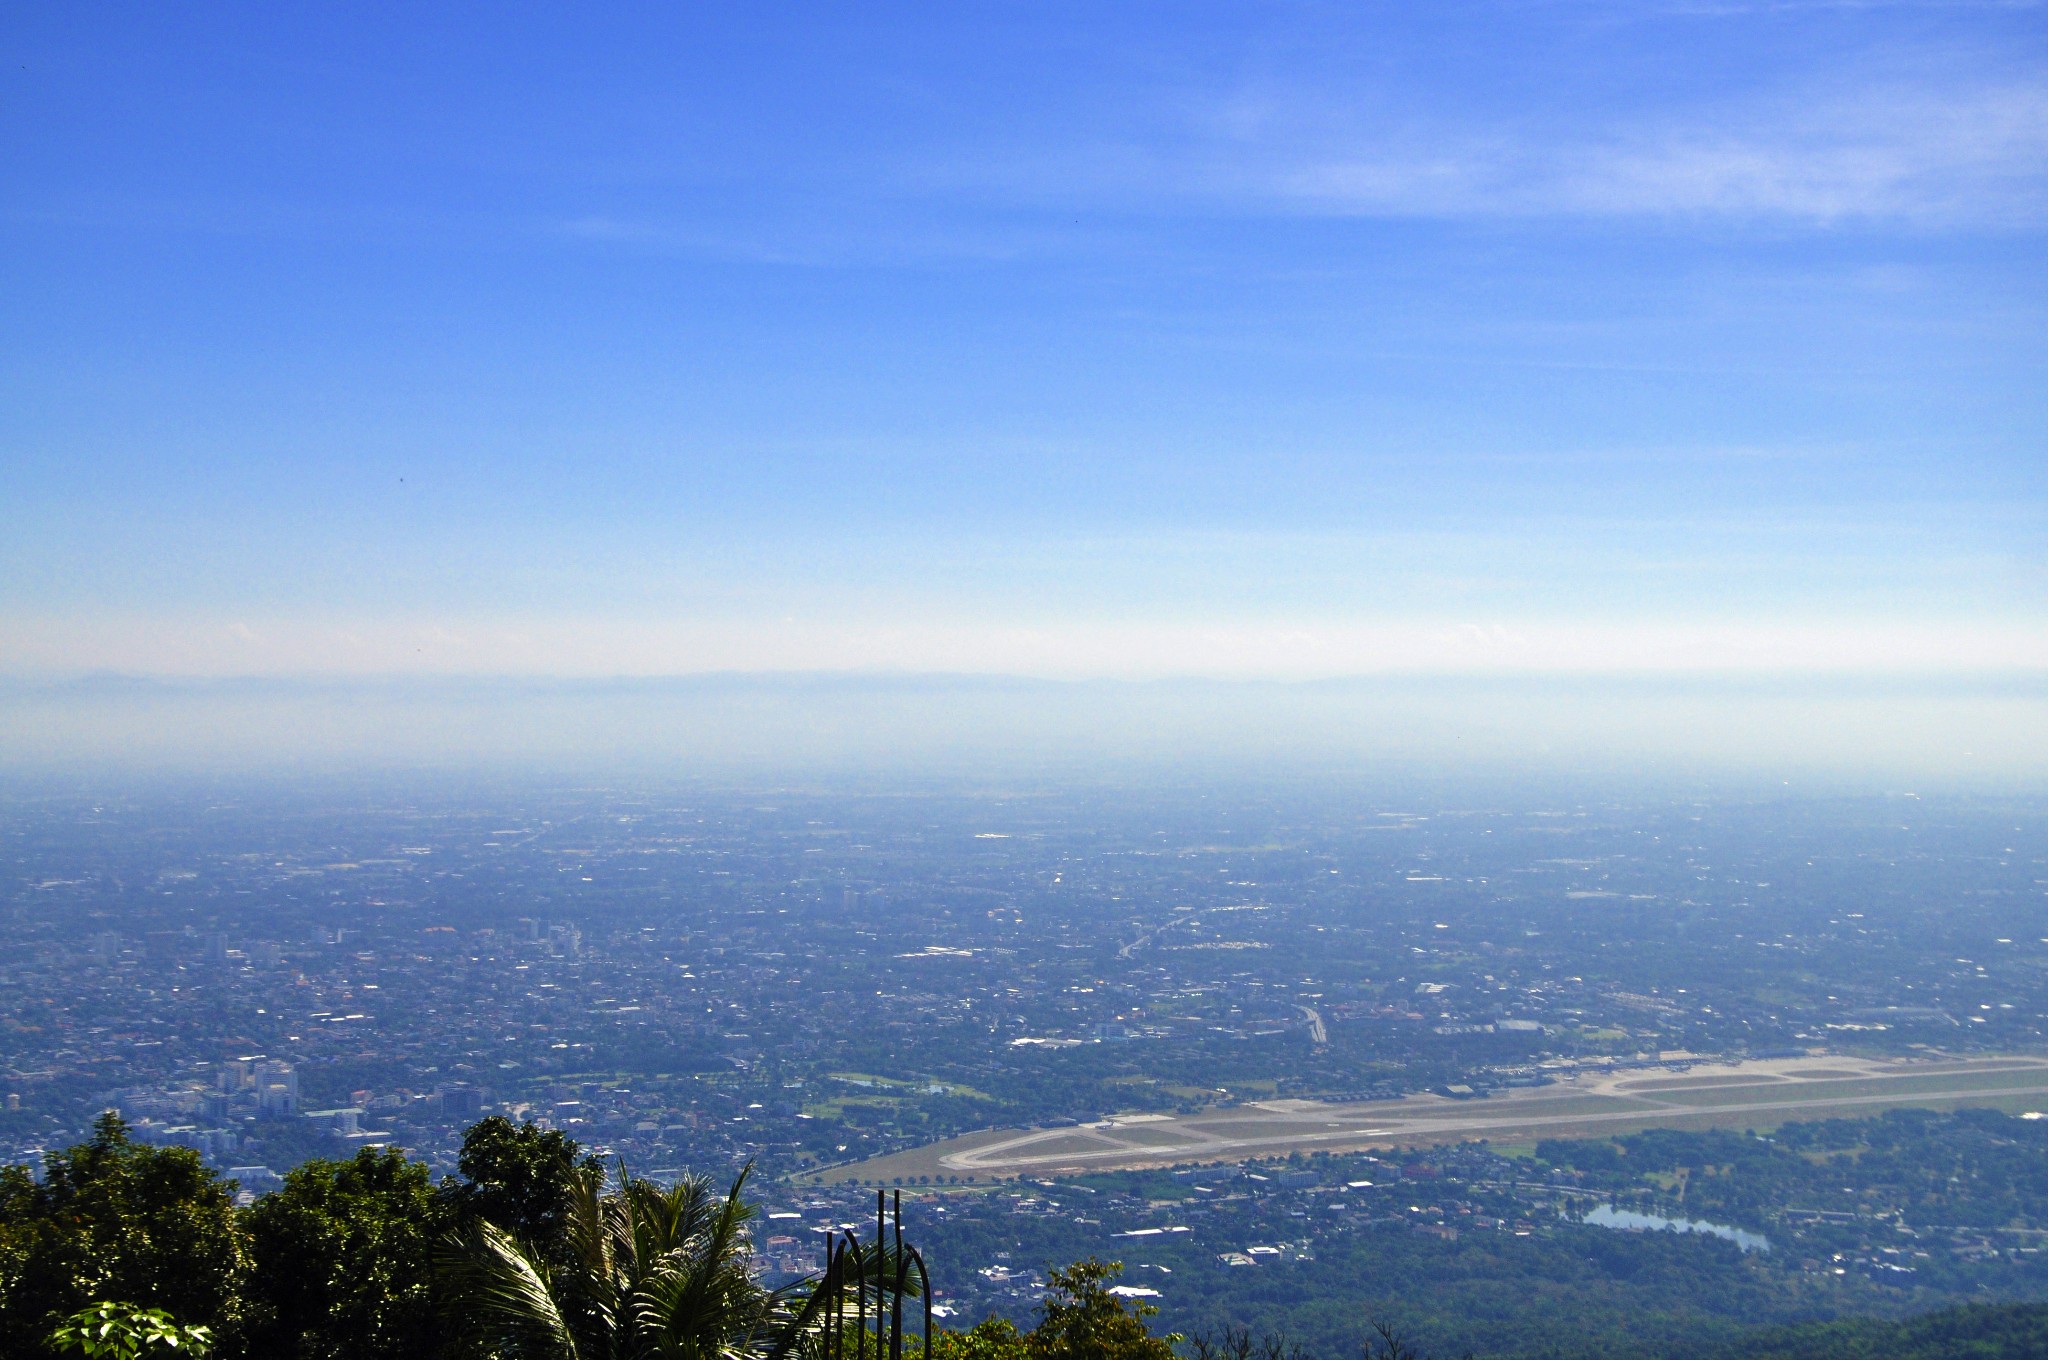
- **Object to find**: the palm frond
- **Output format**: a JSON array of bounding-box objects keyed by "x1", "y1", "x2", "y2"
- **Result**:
[
  {"x1": 629, "y1": 1166, "x2": 775, "y2": 1360},
  {"x1": 442, "y1": 1158, "x2": 815, "y2": 1360},
  {"x1": 438, "y1": 1219, "x2": 584, "y2": 1360}
]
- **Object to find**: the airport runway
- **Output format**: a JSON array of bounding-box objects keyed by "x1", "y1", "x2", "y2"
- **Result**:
[{"x1": 819, "y1": 1053, "x2": 2048, "y2": 1183}]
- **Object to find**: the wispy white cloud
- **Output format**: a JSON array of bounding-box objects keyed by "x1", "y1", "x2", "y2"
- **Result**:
[
  {"x1": 947, "y1": 54, "x2": 2048, "y2": 227},
  {"x1": 1534, "y1": 82, "x2": 2044, "y2": 221}
]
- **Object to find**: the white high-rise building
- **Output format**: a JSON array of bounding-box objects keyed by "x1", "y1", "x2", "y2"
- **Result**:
[{"x1": 255, "y1": 1060, "x2": 298, "y2": 1118}]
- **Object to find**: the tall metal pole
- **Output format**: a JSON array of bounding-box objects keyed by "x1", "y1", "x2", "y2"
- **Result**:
[
  {"x1": 837, "y1": 1236, "x2": 849, "y2": 1360},
  {"x1": 823, "y1": 1239, "x2": 839, "y2": 1360},
  {"x1": 891, "y1": 1190, "x2": 905, "y2": 1360},
  {"x1": 877, "y1": 1190, "x2": 889, "y2": 1360},
  {"x1": 912, "y1": 1246, "x2": 932, "y2": 1359},
  {"x1": 855, "y1": 1230, "x2": 868, "y2": 1360}
]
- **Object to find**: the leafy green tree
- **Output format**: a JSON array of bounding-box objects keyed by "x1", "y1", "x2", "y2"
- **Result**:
[
  {"x1": 449, "y1": 1117, "x2": 594, "y2": 1259},
  {"x1": 241, "y1": 1146, "x2": 451, "y2": 1360},
  {"x1": 1025, "y1": 1260, "x2": 1178, "y2": 1360},
  {"x1": 926, "y1": 1317, "x2": 1028, "y2": 1360},
  {"x1": 439, "y1": 1161, "x2": 824, "y2": 1359},
  {"x1": 925, "y1": 1261, "x2": 1178, "y2": 1360},
  {"x1": 0, "y1": 1115, "x2": 245, "y2": 1358},
  {"x1": 48, "y1": 1301, "x2": 212, "y2": 1359}
]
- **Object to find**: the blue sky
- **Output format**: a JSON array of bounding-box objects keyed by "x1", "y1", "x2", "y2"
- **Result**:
[{"x1": 3, "y1": 1, "x2": 2044, "y2": 684}]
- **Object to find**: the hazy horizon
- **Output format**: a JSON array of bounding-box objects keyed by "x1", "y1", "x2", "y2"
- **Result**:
[{"x1": 2, "y1": 671, "x2": 2041, "y2": 788}]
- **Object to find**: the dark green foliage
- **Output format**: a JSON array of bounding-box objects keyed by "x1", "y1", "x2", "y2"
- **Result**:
[
  {"x1": 436, "y1": 1161, "x2": 821, "y2": 1360},
  {"x1": 1132, "y1": 1221, "x2": 1773, "y2": 1359},
  {"x1": 241, "y1": 1147, "x2": 451, "y2": 1360},
  {"x1": 927, "y1": 1316, "x2": 1030, "y2": 1360},
  {"x1": 1535, "y1": 1139, "x2": 1624, "y2": 1174},
  {"x1": 928, "y1": 1260, "x2": 1180, "y2": 1360},
  {"x1": 0, "y1": 1115, "x2": 246, "y2": 1359},
  {"x1": 449, "y1": 1116, "x2": 596, "y2": 1256},
  {"x1": 47, "y1": 1300, "x2": 215, "y2": 1359},
  {"x1": 1704, "y1": 1300, "x2": 2048, "y2": 1360},
  {"x1": 1028, "y1": 1259, "x2": 1180, "y2": 1360},
  {"x1": 1183, "y1": 1325, "x2": 1307, "y2": 1360}
]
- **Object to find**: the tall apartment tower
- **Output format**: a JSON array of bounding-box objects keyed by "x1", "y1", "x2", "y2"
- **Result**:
[{"x1": 255, "y1": 1060, "x2": 299, "y2": 1118}]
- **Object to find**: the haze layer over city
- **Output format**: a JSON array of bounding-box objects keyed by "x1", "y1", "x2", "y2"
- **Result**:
[{"x1": 3, "y1": 5, "x2": 2045, "y2": 1360}]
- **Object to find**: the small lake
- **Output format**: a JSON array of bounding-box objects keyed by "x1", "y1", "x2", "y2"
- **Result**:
[{"x1": 1583, "y1": 1204, "x2": 1771, "y2": 1253}]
